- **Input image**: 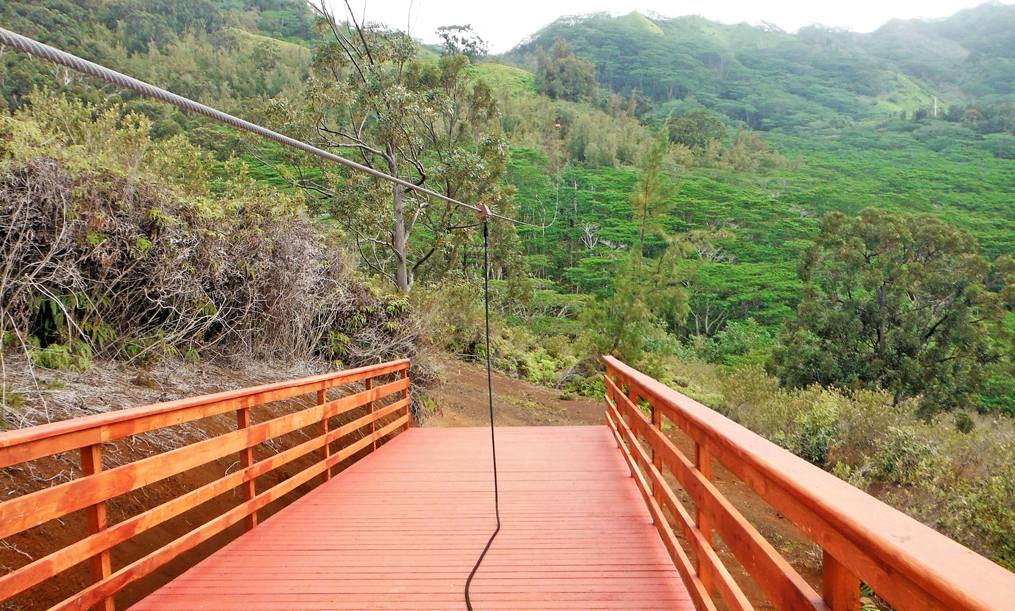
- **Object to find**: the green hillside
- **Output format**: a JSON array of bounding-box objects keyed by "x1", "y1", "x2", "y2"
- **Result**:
[
  {"x1": 506, "y1": 4, "x2": 1015, "y2": 130},
  {"x1": 2, "y1": 0, "x2": 1015, "y2": 577}
]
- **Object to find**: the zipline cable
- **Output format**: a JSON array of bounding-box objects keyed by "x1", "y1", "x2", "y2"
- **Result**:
[
  {"x1": 0, "y1": 27, "x2": 532, "y2": 225},
  {"x1": 0, "y1": 26, "x2": 508, "y2": 608},
  {"x1": 464, "y1": 219, "x2": 501, "y2": 611}
]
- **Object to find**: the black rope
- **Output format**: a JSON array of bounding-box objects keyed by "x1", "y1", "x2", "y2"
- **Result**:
[
  {"x1": 0, "y1": 26, "x2": 512, "y2": 604},
  {"x1": 464, "y1": 220, "x2": 501, "y2": 610}
]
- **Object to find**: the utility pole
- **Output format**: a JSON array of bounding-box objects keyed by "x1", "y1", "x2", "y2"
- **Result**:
[{"x1": 934, "y1": 97, "x2": 938, "y2": 118}]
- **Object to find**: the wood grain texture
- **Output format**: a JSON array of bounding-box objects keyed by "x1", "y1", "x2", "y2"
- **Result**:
[
  {"x1": 80, "y1": 444, "x2": 115, "y2": 611},
  {"x1": 823, "y1": 551, "x2": 860, "y2": 611},
  {"x1": 0, "y1": 378, "x2": 408, "y2": 540},
  {"x1": 605, "y1": 393, "x2": 753, "y2": 611},
  {"x1": 0, "y1": 360, "x2": 409, "y2": 469},
  {"x1": 606, "y1": 399, "x2": 720, "y2": 611},
  {"x1": 605, "y1": 374, "x2": 824, "y2": 611},
  {"x1": 52, "y1": 418, "x2": 407, "y2": 611},
  {"x1": 129, "y1": 427, "x2": 695, "y2": 611},
  {"x1": 0, "y1": 362, "x2": 410, "y2": 608},
  {"x1": 604, "y1": 356, "x2": 1015, "y2": 611}
]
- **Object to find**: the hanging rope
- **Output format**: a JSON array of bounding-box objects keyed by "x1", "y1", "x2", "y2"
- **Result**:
[
  {"x1": 464, "y1": 216, "x2": 501, "y2": 611},
  {"x1": 0, "y1": 26, "x2": 508, "y2": 608}
]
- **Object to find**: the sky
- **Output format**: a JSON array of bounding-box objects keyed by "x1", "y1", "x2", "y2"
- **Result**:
[{"x1": 334, "y1": 0, "x2": 1011, "y2": 53}]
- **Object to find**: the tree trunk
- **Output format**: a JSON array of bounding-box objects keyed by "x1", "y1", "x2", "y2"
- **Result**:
[{"x1": 392, "y1": 183, "x2": 409, "y2": 293}]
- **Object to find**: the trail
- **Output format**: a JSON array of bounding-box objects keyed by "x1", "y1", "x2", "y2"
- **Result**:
[{"x1": 423, "y1": 357, "x2": 603, "y2": 428}]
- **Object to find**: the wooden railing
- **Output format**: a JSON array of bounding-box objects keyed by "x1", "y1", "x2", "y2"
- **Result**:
[
  {"x1": 0, "y1": 359, "x2": 410, "y2": 611},
  {"x1": 603, "y1": 355, "x2": 1015, "y2": 611}
]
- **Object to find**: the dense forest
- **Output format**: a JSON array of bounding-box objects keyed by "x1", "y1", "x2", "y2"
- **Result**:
[{"x1": 1, "y1": 0, "x2": 1015, "y2": 571}]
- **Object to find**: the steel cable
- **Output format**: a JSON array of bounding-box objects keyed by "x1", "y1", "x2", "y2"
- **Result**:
[
  {"x1": 0, "y1": 27, "x2": 507, "y2": 607},
  {"x1": 0, "y1": 26, "x2": 528, "y2": 222}
]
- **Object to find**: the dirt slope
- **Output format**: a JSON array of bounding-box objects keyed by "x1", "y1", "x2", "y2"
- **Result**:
[
  {"x1": 421, "y1": 357, "x2": 603, "y2": 427},
  {"x1": 422, "y1": 357, "x2": 824, "y2": 609}
]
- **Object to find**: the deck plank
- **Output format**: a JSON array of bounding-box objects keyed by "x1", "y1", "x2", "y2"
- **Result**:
[{"x1": 130, "y1": 426, "x2": 694, "y2": 611}]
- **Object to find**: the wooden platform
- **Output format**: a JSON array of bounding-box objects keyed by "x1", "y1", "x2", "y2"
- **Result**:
[{"x1": 130, "y1": 426, "x2": 693, "y2": 610}]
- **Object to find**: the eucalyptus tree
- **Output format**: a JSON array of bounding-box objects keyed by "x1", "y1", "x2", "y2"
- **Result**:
[{"x1": 268, "y1": 1, "x2": 506, "y2": 293}]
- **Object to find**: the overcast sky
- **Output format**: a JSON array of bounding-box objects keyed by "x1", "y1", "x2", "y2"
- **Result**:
[{"x1": 334, "y1": 0, "x2": 1011, "y2": 53}]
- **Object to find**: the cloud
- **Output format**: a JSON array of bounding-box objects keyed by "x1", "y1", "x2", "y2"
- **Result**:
[{"x1": 334, "y1": 0, "x2": 1012, "y2": 53}]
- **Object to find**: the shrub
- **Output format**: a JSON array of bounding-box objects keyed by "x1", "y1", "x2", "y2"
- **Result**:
[
  {"x1": 658, "y1": 355, "x2": 1015, "y2": 566},
  {"x1": 29, "y1": 342, "x2": 92, "y2": 372}
]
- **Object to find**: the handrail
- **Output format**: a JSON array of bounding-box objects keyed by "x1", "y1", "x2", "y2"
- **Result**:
[
  {"x1": 0, "y1": 359, "x2": 411, "y2": 611},
  {"x1": 602, "y1": 355, "x2": 1015, "y2": 611},
  {"x1": 0, "y1": 359, "x2": 409, "y2": 468}
]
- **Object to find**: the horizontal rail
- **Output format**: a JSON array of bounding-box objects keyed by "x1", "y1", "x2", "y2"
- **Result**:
[
  {"x1": 0, "y1": 359, "x2": 408, "y2": 468},
  {"x1": 603, "y1": 355, "x2": 1015, "y2": 611},
  {"x1": 605, "y1": 395, "x2": 721, "y2": 611},
  {"x1": 0, "y1": 359, "x2": 411, "y2": 610}
]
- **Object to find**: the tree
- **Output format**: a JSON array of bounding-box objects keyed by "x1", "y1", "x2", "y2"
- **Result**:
[
  {"x1": 268, "y1": 2, "x2": 506, "y2": 293},
  {"x1": 630, "y1": 132, "x2": 672, "y2": 247},
  {"x1": 583, "y1": 141, "x2": 688, "y2": 363},
  {"x1": 535, "y1": 37, "x2": 598, "y2": 103},
  {"x1": 666, "y1": 109, "x2": 726, "y2": 150},
  {"x1": 582, "y1": 243, "x2": 688, "y2": 364},
  {"x1": 771, "y1": 208, "x2": 1015, "y2": 414},
  {"x1": 436, "y1": 25, "x2": 488, "y2": 61}
]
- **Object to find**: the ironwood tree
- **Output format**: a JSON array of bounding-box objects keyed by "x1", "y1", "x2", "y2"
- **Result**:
[
  {"x1": 535, "y1": 37, "x2": 598, "y2": 103},
  {"x1": 771, "y1": 208, "x2": 1015, "y2": 414}
]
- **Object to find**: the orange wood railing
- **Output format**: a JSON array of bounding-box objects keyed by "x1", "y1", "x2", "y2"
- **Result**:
[
  {"x1": 603, "y1": 355, "x2": 1015, "y2": 611},
  {"x1": 0, "y1": 359, "x2": 411, "y2": 611}
]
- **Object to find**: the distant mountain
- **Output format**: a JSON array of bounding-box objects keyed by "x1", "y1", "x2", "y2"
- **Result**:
[{"x1": 504, "y1": 3, "x2": 1015, "y2": 133}]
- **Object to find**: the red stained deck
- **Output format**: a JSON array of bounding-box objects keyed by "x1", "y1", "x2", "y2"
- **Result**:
[{"x1": 130, "y1": 426, "x2": 694, "y2": 610}]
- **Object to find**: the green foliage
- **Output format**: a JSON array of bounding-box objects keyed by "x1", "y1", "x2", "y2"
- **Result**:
[
  {"x1": 436, "y1": 25, "x2": 488, "y2": 61},
  {"x1": 791, "y1": 393, "x2": 840, "y2": 465},
  {"x1": 536, "y1": 38, "x2": 598, "y2": 103},
  {"x1": 956, "y1": 412, "x2": 976, "y2": 434},
  {"x1": 936, "y1": 463, "x2": 1015, "y2": 570},
  {"x1": 661, "y1": 356, "x2": 1015, "y2": 567},
  {"x1": 694, "y1": 318, "x2": 775, "y2": 368},
  {"x1": 559, "y1": 374, "x2": 606, "y2": 399},
  {"x1": 582, "y1": 244, "x2": 688, "y2": 364},
  {"x1": 29, "y1": 341, "x2": 93, "y2": 372},
  {"x1": 1, "y1": 385, "x2": 25, "y2": 410},
  {"x1": 667, "y1": 109, "x2": 726, "y2": 150},
  {"x1": 772, "y1": 208, "x2": 1015, "y2": 415},
  {"x1": 269, "y1": 7, "x2": 511, "y2": 293}
]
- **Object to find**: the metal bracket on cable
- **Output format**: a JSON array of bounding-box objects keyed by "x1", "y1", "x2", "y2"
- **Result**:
[{"x1": 473, "y1": 204, "x2": 493, "y2": 221}]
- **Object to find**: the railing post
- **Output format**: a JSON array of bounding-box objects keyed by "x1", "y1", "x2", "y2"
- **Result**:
[
  {"x1": 80, "y1": 444, "x2": 115, "y2": 611},
  {"x1": 317, "y1": 389, "x2": 330, "y2": 483},
  {"x1": 823, "y1": 550, "x2": 861, "y2": 611},
  {"x1": 651, "y1": 404, "x2": 662, "y2": 508},
  {"x1": 365, "y1": 377, "x2": 375, "y2": 450},
  {"x1": 401, "y1": 367, "x2": 409, "y2": 432},
  {"x1": 626, "y1": 378, "x2": 638, "y2": 445},
  {"x1": 236, "y1": 407, "x2": 257, "y2": 531},
  {"x1": 695, "y1": 441, "x2": 714, "y2": 595}
]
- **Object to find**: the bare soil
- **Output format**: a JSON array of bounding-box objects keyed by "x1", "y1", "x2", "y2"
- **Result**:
[{"x1": 421, "y1": 356, "x2": 604, "y2": 427}]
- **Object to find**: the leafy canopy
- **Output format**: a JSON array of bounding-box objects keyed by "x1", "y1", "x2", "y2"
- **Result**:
[
  {"x1": 535, "y1": 38, "x2": 598, "y2": 103},
  {"x1": 772, "y1": 208, "x2": 1015, "y2": 415}
]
